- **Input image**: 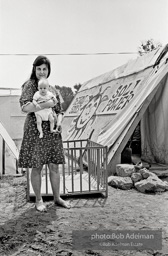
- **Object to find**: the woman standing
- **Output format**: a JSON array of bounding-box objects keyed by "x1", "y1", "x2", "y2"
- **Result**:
[{"x1": 19, "y1": 55, "x2": 70, "y2": 211}]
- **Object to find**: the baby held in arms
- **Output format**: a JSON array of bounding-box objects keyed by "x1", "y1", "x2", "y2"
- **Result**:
[{"x1": 33, "y1": 78, "x2": 57, "y2": 138}]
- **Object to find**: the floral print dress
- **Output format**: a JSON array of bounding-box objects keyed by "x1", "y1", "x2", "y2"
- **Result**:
[{"x1": 18, "y1": 79, "x2": 65, "y2": 168}]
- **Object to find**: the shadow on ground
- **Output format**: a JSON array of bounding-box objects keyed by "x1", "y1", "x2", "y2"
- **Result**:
[{"x1": 0, "y1": 176, "x2": 108, "y2": 256}]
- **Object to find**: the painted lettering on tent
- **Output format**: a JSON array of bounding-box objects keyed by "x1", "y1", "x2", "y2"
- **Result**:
[
  {"x1": 62, "y1": 45, "x2": 168, "y2": 167},
  {"x1": 63, "y1": 74, "x2": 146, "y2": 141}
]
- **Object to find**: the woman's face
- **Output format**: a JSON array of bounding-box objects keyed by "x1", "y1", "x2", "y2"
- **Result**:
[{"x1": 35, "y1": 64, "x2": 49, "y2": 80}]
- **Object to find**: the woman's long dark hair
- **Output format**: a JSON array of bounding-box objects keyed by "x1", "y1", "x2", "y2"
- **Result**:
[
  {"x1": 21, "y1": 56, "x2": 51, "y2": 89},
  {"x1": 30, "y1": 55, "x2": 51, "y2": 83}
]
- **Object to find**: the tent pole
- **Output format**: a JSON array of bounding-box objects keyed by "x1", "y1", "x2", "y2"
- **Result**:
[{"x1": 2, "y1": 139, "x2": 5, "y2": 175}]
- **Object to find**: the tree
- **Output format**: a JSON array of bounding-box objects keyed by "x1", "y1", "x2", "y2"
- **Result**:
[
  {"x1": 55, "y1": 85, "x2": 74, "y2": 111},
  {"x1": 73, "y1": 83, "x2": 82, "y2": 94},
  {"x1": 138, "y1": 39, "x2": 162, "y2": 56}
]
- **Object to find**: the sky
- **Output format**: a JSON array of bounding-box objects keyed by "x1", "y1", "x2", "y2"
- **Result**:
[{"x1": 0, "y1": 0, "x2": 168, "y2": 91}]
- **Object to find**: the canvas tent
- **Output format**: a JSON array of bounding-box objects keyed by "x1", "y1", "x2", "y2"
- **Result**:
[
  {"x1": 62, "y1": 44, "x2": 168, "y2": 174},
  {"x1": 0, "y1": 121, "x2": 19, "y2": 174},
  {"x1": 0, "y1": 89, "x2": 23, "y2": 174}
]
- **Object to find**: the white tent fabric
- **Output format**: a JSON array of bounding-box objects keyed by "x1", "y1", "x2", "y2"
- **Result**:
[
  {"x1": 62, "y1": 44, "x2": 168, "y2": 166},
  {"x1": 0, "y1": 121, "x2": 19, "y2": 159},
  {"x1": 80, "y1": 47, "x2": 163, "y2": 91},
  {"x1": 141, "y1": 75, "x2": 168, "y2": 164},
  {"x1": 97, "y1": 60, "x2": 168, "y2": 161}
]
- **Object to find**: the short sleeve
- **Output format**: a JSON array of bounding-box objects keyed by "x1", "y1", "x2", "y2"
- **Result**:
[
  {"x1": 19, "y1": 80, "x2": 37, "y2": 109},
  {"x1": 33, "y1": 91, "x2": 39, "y2": 101},
  {"x1": 48, "y1": 91, "x2": 56, "y2": 100}
]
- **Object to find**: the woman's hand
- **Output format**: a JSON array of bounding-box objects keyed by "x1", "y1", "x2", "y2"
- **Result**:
[
  {"x1": 54, "y1": 113, "x2": 63, "y2": 133},
  {"x1": 22, "y1": 99, "x2": 57, "y2": 113},
  {"x1": 40, "y1": 99, "x2": 57, "y2": 109},
  {"x1": 55, "y1": 124, "x2": 62, "y2": 133}
]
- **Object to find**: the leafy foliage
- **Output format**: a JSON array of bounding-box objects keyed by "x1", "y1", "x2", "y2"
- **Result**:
[
  {"x1": 73, "y1": 83, "x2": 82, "y2": 94},
  {"x1": 138, "y1": 39, "x2": 162, "y2": 56},
  {"x1": 55, "y1": 83, "x2": 82, "y2": 112},
  {"x1": 55, "y1": 85, "x2": 74, "y2": 111}
]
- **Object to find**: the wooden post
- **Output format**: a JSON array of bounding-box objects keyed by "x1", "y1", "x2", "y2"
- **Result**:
[
  {"x1": 2, "y1": 139, "x2": 5, "y2": 175},
  {"x1": 15, "y1": 158, "x2": 19, "y2": 174},
  {"x1": 26, "y1": 168, "x2": 30, "y2": 201}
]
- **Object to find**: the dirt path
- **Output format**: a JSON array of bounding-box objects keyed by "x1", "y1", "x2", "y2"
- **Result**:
[{"x1": 0, "y1": 175, "x2": 168, "y2": 256}]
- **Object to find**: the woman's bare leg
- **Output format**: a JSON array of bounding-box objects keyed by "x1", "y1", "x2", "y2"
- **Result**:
[
  {"x1": 31, "y1": 166, "x2": 46, "y2": 211},
  {"x1": 48, "y1": 163, "x2": 71, "y2": 208}
]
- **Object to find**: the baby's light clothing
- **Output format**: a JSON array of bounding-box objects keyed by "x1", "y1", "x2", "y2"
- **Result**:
[
  {"x1": 35, "y1": 108, "x2": 53, "y2": 121},
  {"x1": 33, "y1": 91, "x2": 55, "y2": 121},
  {"x1": 33, "y1": 90, "x2": 54, "y2": 103}
]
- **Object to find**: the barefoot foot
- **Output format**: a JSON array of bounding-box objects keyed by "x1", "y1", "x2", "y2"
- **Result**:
[
  {"x1": 55, "y1": 198, "x2": 71, "y2": 209},
  {"x1": 35, "y1": 199, "x2": 47, "y2": 212},
  {"x1": 39, "y1": 133, "x2": 43, "y2": 138}
]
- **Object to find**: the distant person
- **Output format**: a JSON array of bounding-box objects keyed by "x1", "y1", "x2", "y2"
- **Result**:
[
  {"x1": 33, "y1": 78, "x2": 57, "y2": 138},
  {"x1": 18, "y1": 55, "x2": 71, "y2": 211}
]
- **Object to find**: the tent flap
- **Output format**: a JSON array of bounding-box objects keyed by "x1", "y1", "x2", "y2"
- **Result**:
[{"x1": 141, "y1": 75, "x2": 168, "y2": 164}]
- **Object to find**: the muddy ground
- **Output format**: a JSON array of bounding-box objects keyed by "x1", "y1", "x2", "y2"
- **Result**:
[{"x1": 0, "y1": 175, "x2": 168, "y2": 256}]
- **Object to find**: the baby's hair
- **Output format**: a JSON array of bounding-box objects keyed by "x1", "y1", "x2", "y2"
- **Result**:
[{"x1": 38, "y1": 78, "x2": 49, "y2": 87}]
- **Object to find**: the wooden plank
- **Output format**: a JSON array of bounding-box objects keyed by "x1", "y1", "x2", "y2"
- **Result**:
[
  {"x1": 0, "y1": 121, "x2": 19, "y2": 159},
  {"x1": 2, "y1": 139, "x2": 5, "y2": 174},
  {"x1": 29, "y1": 173, "x2": 104, "y2": 196}
]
